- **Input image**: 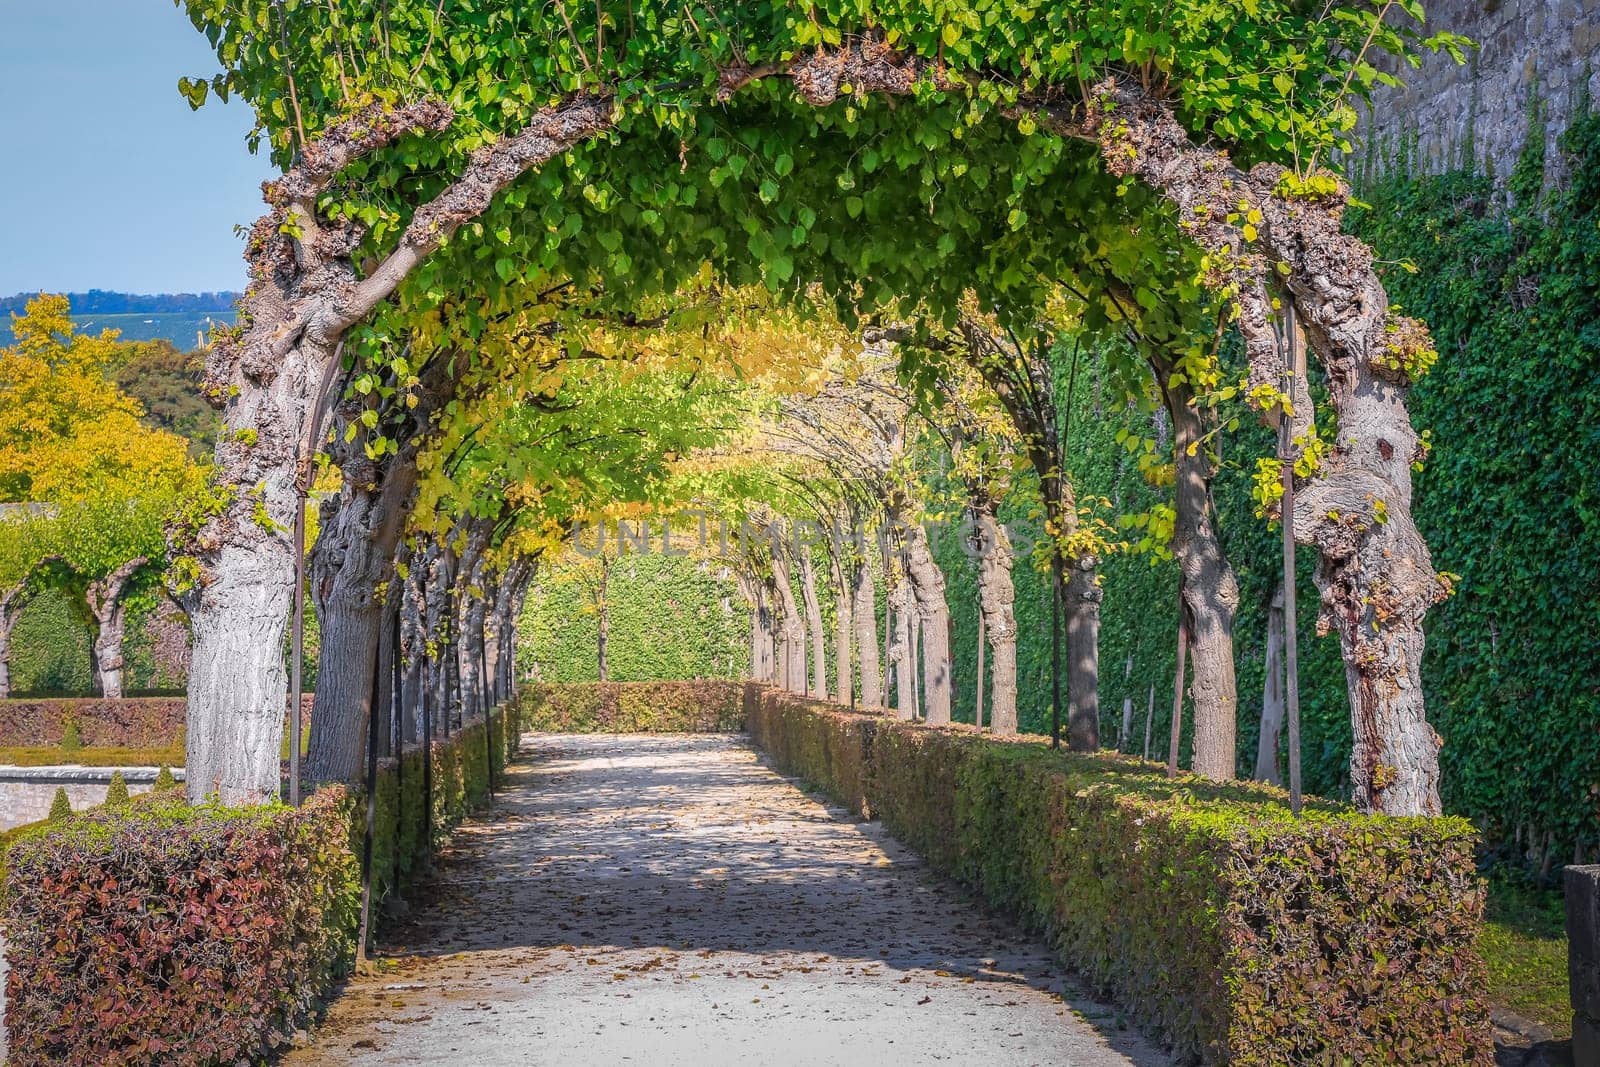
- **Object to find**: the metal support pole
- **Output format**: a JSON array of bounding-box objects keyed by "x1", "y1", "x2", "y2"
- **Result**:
[
  {"x1": 1050, "y1": 553, "x2": 1063, "y2": 750},
  {"x1": 391, "y1": 607, "x2": 404, "y2": 896},
  {"x1": 480, "y1": 629, "x2": 495, "y2": 799},
  {"x1": 357, "y1": 639, "x2": 381, "y2": 962},
  {"x1": 289, "y1": 493, "x2": 306, "y2": 807},
  {"x1": 1281, "y1": 308, "x2": 1305, "y2": 816}
]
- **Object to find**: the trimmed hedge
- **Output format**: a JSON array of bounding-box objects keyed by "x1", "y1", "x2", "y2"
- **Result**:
[
  {"x1": 2, "y1": 789, "x2": 359, "y2": 1066},
  {"x1": 745, "y1": 684, "x2": 1494, "y2": 1065},
  {"x1": 522, "y1": 680, "x2": 744, "y2": 733},
  {"x1": 1, "y1": 699, "x2": 523, "y2": 1066},
  {"x1": 362, "y1": 698, "x2": 522, "y2": 909},
  {"x1": 0, "y1": 697, "x2": 187, "y2": 748}
]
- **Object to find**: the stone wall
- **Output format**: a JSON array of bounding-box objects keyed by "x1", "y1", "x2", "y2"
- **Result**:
[
  {"x1": 1358, "y1": 0, "x2": 1600, "y2": 181},
  {"x1": 0, "y1": 767, "x2": 183, "y2": 831}
]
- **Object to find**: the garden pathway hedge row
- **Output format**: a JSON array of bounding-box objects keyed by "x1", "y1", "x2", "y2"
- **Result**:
[
  {"x1": 521, "y1": 679, "x2": 744, "y2": 733},
  {"x1": 743, "y1": 684, "x2": 1494, "y2": 1065}
]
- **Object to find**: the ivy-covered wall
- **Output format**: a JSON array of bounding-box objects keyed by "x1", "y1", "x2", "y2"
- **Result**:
[
  {"x1": 518, "y1": 552, "x2": 751, "y2": 682},
  {"x1": 9, "y1": 589, "x2": 191, "y2": 697}
]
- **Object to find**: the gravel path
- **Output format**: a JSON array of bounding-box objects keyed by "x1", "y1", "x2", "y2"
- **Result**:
[{"x1": 286, "y1": 733, "x2": 1169, "y2": 1067}]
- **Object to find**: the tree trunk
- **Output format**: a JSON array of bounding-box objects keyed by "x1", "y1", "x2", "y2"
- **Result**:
[
  {"x1": 852, "y1": 553, "x2": 881, "y2": 707},
  {"x1": 1119, "y1": 655, "x2": 1134, "y2": 752},
  {"x1": 0, "y1": 617, "x2": 12, "y2": 701},
  {"x1": 889, "y1": 574, "x2": 916, "y2": 720},
  {"x1": 85, "y1": 557, "x2": 147, "y2": 701},
  {"x1": 829, "y1": 546, "x2": 852, "y2": 703},
  {"x1": 1256, "y1": 583, "x2": 1287, "y2": 785},
  {"x1": 972, "y1": 507, "x2": 1019, "y2": 736},
  {"x1": 1162, "y1": 370, "x2": 1241, "y2": 781},
  {"x1": 1064, "y1": 555, "x2": 1101, "y2": 751},
  {"x1": 305, "y1": 473, "x2": 423, "y2": 782},
  {"x1": 176, "y1": 97, "x2": 613, "y2": 805},
  {"x1": 595, "y1": 554, "x2": 610, "y2": 682},
  {"x1": 975, "y1": 610, "x2": 986, "y2": 731},
  {"x1": 769, "y1": 539, "x2": 807, "y2": 694},
  {"x1": 799, "y1": 546, "x2": 828, "y2": 699},
  {"x1": 1089, "y1": 84, "x2": 1446, "y2": 813},
  {"x1": 899, "y1": 522, "x2": 953, "y2": 724}
]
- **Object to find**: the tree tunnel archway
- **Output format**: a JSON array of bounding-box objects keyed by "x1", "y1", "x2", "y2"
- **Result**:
[{"x1": 173, "y1": 0, "x2": 1462, "y2": 815}]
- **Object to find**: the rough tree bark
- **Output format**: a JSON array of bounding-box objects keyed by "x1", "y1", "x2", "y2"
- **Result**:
[
  {"x1": 305, "y1": 360, "x2": 455, "y2": 782},
  {"x1": 799, "y1": 545, "x2": 828, "y2": 699},
  {"x1": 828, "y1": 540, "x2": 853, "y2": 702},
  {"x1": 888, "y1": 570, "x2": 917, "y2": 720},
  {"x1": 971, "y1": 507, "x2": 1019, "y2": 735},
  {"x1": 177, "y1": 95, "x2": 613, "y2": 803},
  {"x1": 453, "y1": 521, "x2": 492, "y2": 724},
  {"x1": 896, "y1": 519, "x2": 953, "y2": 724},
  {"x1": 768, "y1": 532, "x2": 808, "y2": 694},
  {"x1": 1256, "y1": 582, "x2": 1287, "y2": 785},
  {"x1": 851, "y1": 549, "x2": 882, "y2": 707},
  {"x1": 958, "y1": 320, "x2": 1098, "y2": 750},
  {"x1": 1159, "y1": 366, "x2": 1242, "y2": 781},
  {"x1": 1090, "y1": 84, "x2": 1449, "y2": 814},
  {"x1": 85, "y1": 557, "x2": 149, "y2": 701}
]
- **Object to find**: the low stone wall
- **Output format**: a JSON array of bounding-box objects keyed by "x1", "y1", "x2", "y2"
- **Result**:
[
  {"x1": 0, "y1": 767, "x2": 186, "y2": 831},
  {"x1": 1569, "y1": 865, "x2": 1600, "y2": 1065}
]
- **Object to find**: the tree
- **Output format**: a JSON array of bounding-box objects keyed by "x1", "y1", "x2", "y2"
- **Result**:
[
  {"x1": 0, "y1": 295, "x2": 194, "y2": 504},
  {"x1": 180, "y1": 0, "x2": 1463, "y2": 813}
]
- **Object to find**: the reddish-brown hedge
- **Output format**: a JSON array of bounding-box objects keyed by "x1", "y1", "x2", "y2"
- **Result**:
[
  {"x1": 1, "y1": 699, "x2": 522, "y2": 1065},
  {"x1": 522, "y1": 680, "x2": 744, "y2": 733},
  {"x1": 2, "y1": 789, "x2": 359, "y2": 1067},
  {"x1": 745, "y1": 684, "x2": 1495, "y2": 1066},
  {"x1": 0, "y1": 697, "x2": 187, "y2": 748},
  {"x1": 0, "y1": 695, "x2": 318, "y2": 750}
]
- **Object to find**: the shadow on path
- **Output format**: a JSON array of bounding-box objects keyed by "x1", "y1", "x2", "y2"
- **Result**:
[{"x1": 286, "y1": 732, "x2": 1171, "y2": 1066}]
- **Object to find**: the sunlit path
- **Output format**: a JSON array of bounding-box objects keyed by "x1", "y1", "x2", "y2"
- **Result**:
[{"x1": 287, "y1": 733, "x2": 1168, "y2": 1066}]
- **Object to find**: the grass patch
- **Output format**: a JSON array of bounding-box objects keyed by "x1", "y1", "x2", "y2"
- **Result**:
[
  {"x1": 1480, "y1": 872, "x2": 1571, "y2": 1037},
  {"x1": 0, "y1": 745, "x2": 185, "y2": 767}
]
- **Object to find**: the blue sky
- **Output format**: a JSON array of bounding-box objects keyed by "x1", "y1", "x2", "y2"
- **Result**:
[{"x1": 0, "y1": 2, "x2": 272, "y2": 296}]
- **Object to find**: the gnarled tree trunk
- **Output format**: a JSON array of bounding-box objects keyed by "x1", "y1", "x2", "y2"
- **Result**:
[
  {"x1": 1092, "y1": 85, "x2": 1448, "y2": 814},
  {"x1": 1160, "y1": 369, "x2": 1241, "y2": 781},
  {"x1": 888, "y1": 571, "x2": 917, "y2": 719},
  {"x1": 852, "y1": 551, "x2": 881, "y2": 707},
  {"x1": 86, "y1": 557, "x2": 149, "y2": 701},
  {"x1": 799, "y1": 545, "x2": 828, "y2": 699},
  {"x1": 1256, "y1": 582, "x2": 1287, "y2": 785},
  {"x1": 177, "y1": 96, "x2": 612, "y2": 804},
  {"x1": 972, "y1": 508, "x2": 1019, "y2": 735},
  {"x1": 769, "y1": 535, "x2": 808, "y2": 694},
  {"x1": 898, "y1": 520, "x2": 952, "y2": 724},
  {"x1": 828, "y1": 543, "x2": 853, "y2": 702}
]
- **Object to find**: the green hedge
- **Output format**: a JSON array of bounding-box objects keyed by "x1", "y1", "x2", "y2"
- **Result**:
[
  {"x1": 521, "y1": 680, "x2": 744, "y2": 733},
  {"x1": 358, "y1": 697, "x2": 522, "y2": 917},
  {"x1": 518, "y1": 552, "x2": 750, "y2": 682},
  {"x1": 745, "y1": 684, "x2": 1494, "y2": 1065},
  {"x1": 2, "y1": 699, "x2": 522, "y2": 1065}
]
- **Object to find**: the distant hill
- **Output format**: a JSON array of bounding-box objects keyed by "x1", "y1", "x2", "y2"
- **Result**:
[
  {"x1": 3, "y1": 290, "x2": 240, "y2": 348},
  {"x1": 0, "y1": 289, "x2": 241, "y2": 315}
]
